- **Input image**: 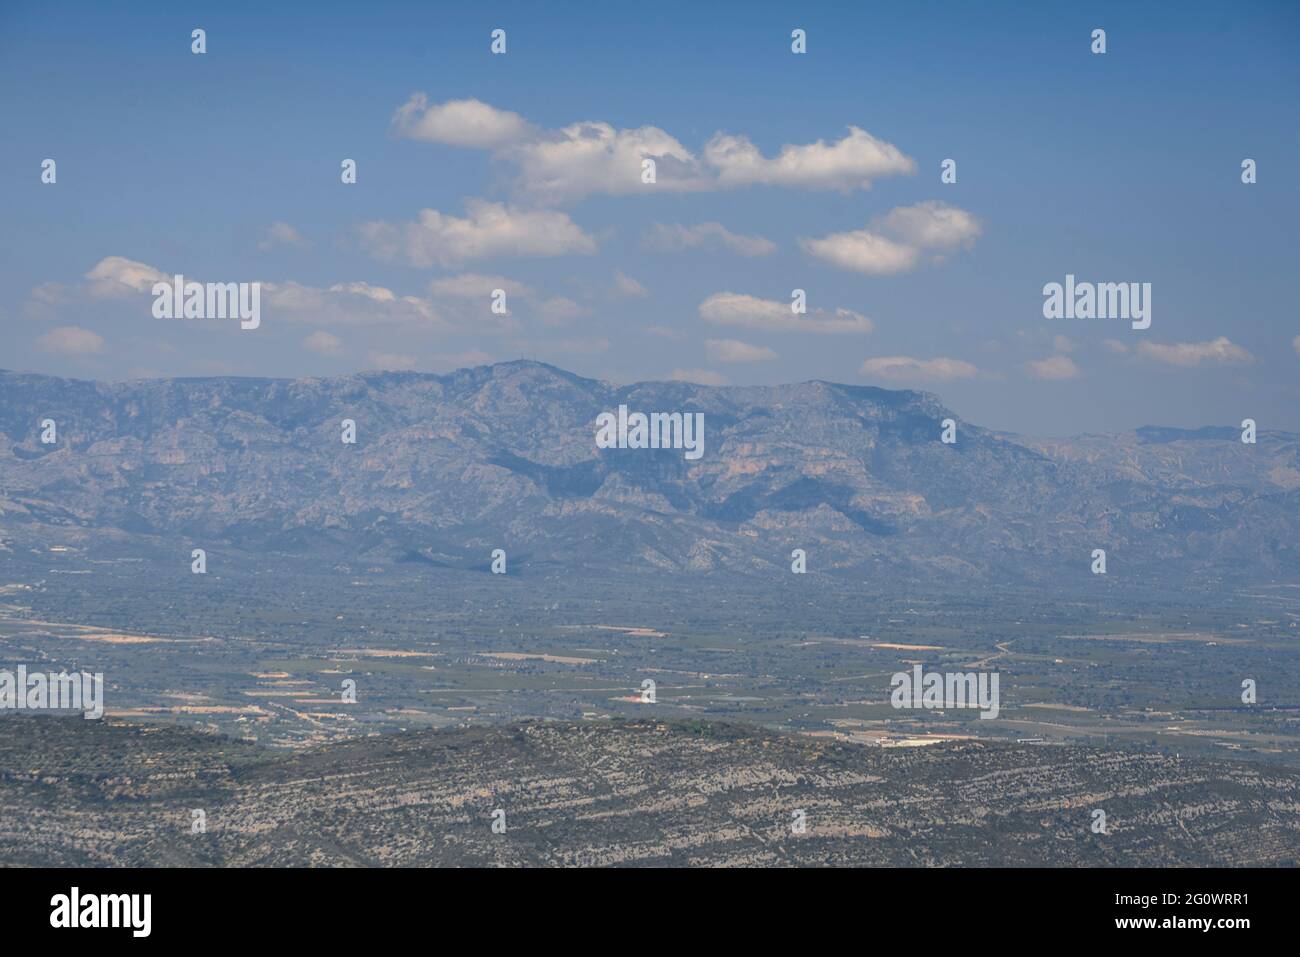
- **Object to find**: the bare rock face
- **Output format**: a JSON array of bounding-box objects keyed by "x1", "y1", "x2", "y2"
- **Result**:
[{"x1": 2, "y1": 361, "x2": 1298, "y2": 585}]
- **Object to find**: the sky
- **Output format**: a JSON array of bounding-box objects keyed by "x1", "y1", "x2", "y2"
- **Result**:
[{"x1": 2, "y1": 0, "x2": 1298, "y2": 436}]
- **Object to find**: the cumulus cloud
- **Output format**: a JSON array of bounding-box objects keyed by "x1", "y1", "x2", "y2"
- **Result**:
[
  {"x1": 393, "y1": 96, "x2": 914, "y2": 203},
  {"x1": 33, "y1": 257, "x2": 458, "y2": 331},
  {"x1": 859, "y1": 355, "x2": 979, "y2": 381},
  {"x1": 25, "y1": 258, "x2": 167, "y2": 316},
  {"x1": 258, "y1": 222, "x2": 308, "y2": 251},
  {"x1": 358, "y1": 200, "x2": 597, "y2": 267},
  {"x1": 705, "y1": 338, "x2": 778, "y2": 363},
  {"x1": 505, "y1": 121, "x2": 710, "y2": 201},
  {"x1": 1026, "y1": 355, "x2": 1080, "y2": 380},
  {"x1": 270, "y1": 274, "x2": 545, "y2": 335},
  {"x1": 703, "y1": 126, "x2": 915, "y2": 191},
  {"x1": 83, "y1": 256, "x2": 170, "y2": 298},
  {"x1": 612, "y1": 271, "x2": 648, "y2": 298},
  {"x1": 800, "y1": 201, "x2": 981, "y2": 275},
  {"x1": 799, "y1": 231, "x2": 917, "y2": 275},
  {"x1": 1103, "y1": 338, "x2": 1129, "y2": 354},
  {"x1": 302, "y1": 330, "x2": 344, "y2": 356},
  {"x1": 1052, "y1": 335, "x2": 1075, "y2": 354},
  {"x1": 36, "y1": 325, "x2": 106, "y2": 356},
  {"x1": 872, "y1": 201, "x2": 981, "y2": 250},
  {"x1": 699, "y1": 292, "x2": 873, "y2": 335},
  {"x1": 667, "y1": 368, "x2": 729, "y2": 386},
  {"x1": 392, "y1": 94, "x2": 532, "y2": 148},
  {"x1": 1136, "y1": 337, "x2": 1254, "y2": 367},
  {"x1": 323, "y1": 281, "x2": 396, "y2": 303},
  {"x1": 644, "y1": 221, "x2": 776, "y2": 257}
]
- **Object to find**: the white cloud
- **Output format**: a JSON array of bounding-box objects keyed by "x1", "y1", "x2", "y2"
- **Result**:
[
  {"x1": 1103, "y1": 338, "x2": 1129, "y2": 354},
  {"x1": 302, "y1": 330, "x2": 344, "y2": 356},
  {"x1": 799, "y1": 230, "x2": 918, "y2": 275},
  {"x1": 505, "y1": 121, "x2": 710, "y2": 201},
  {"x1": 83, "y1": 256, "x2": 169, "y2": 298},
  {"x1": 705, "y1": 338, "x2": 778, "y2": 363},
  {"x1": 37, "y1": 325, "x2": 106, "y2": 356},
  {"x1": 38, "y1": 257, "x2": 448, "y2": 330},
  {"x1": 325, "y1": 281, "x2": 395, "y2": 302},
  {"x1": 1293, "y1": 334, "x2": 1300, "y2": 357},
  {"x1": 800, "y1": 201, "x2": 981, "y2": 275},
  {"x1": 703, "y1": 126, "x2": 915, "y2": 191},
  {"x1": 872, "y1": 201, "x2": 981, "y2": 250},
  {"x1": 25, "y1": 260, "x2": 161, "y2": 316},
  {"x1": 859, "y1": 355, "x2": 979, "y2": 381},
  {"x1": 394, "y1": 97, "x2": 914, "y2": 203},
  {"x1": 699, "y1": 292, "x2": 873, "y2": 334},
  {"x1": 393, "y1": 94, "x2": 532, "y2": 148},
  {"x1": 258, "y1": 221, "x2": 308, "y2": 251},
  {"x1": 1137, "y1": 337, "x2": 1254, "y2": 367},
  {"x1": 359, "y1": 200, "x2": 597, "y2": 267},
  {"x1": 1026, "y1": 355, "x2": 1080, "y2": 380},
  {"x1": 263, "y1": 280, "x2": 443, "y2": 326},
  {"x1": 667, "y1": 368, "x2": 729, "y2": 386},
  {"x1": 1052, "y1": 335, "x2": 1075, "y2": 354},
  {"x1": 612, "y1": 271, "x2": 647, "y2": 298},
  {"x1": 644, "y1": 222, "x2": 776, "y2": 257}
]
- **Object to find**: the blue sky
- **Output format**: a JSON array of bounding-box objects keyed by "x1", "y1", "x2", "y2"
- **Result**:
[{"x1": 2, "y1": 0, "x2": 1297, "y2": 435}]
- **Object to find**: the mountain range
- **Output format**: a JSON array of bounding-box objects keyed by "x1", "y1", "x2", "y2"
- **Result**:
[{"x1": 2, "y1": 362, "x2": 1297, "y2": 585}]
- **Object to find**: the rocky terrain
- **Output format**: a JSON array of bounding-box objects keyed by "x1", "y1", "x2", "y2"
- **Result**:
[
  {"x1": 2, "y1": 715, "x2": 1297, "y2": 867},
  {"x1": 2, "y1": 362, "x2": 1298, "y2": 585}
]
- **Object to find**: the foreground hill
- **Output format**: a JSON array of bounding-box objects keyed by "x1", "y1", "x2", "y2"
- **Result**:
[
  {"x1": 2, "y1": 716, "x2": 1297, "y2": 866},
  {"x1": 2, "y1": 362, "x2": 1298, "y2": 585}
]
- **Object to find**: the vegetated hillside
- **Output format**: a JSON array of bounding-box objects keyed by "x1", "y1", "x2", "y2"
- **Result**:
[{"x1": 1, "y1": 715, "x2": 1297, "y2": 867}]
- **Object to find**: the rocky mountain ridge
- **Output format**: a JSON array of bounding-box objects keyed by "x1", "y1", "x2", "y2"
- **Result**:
[{"x1": 2, "y1": 362, "x2": 1297, "y2": 584}]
